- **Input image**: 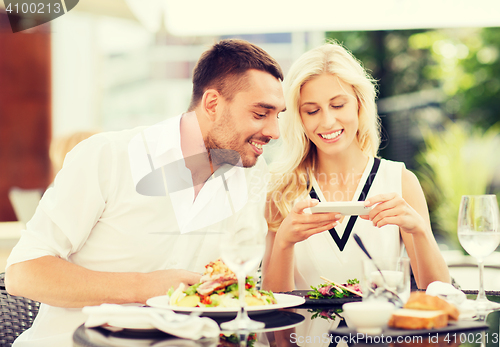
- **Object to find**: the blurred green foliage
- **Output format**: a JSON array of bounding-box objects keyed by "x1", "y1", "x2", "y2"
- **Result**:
[
  {"x1": 416, "y1": 122, "x2": 500, "y2": 247},
  {"x1": 326, "y1": 28, "x2": 500, "y2": 128}
]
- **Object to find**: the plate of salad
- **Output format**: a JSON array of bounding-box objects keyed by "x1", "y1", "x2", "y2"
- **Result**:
[
  {"x1": 279, "y1": 279, "x2": 363, "y2": 305},
  {"x1": 146, "y1": 259, "x2": 305, "y2": 316}
]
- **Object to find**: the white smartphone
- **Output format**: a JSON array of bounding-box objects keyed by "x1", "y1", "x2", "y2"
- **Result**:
[{"x1": 305, "y1": 201, "x2": 372, "y2": 215}]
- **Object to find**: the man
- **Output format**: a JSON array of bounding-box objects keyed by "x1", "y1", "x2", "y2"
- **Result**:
[{"x1": 5, "y1": 39, "x2": 286, "y2": 346}]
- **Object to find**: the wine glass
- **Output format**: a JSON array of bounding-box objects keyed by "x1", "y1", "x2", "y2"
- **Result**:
[
  {"x1": 457, "y1": 195, "x2": 500, "y2": 311},
  {"x1": 219, "y1": 221, "x2": 266, "y2": 331}
]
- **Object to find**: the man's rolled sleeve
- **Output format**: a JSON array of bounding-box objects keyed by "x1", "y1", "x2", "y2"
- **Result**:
[{"x1": 7, "y1": 134, "x2": 113, "y2": 267}]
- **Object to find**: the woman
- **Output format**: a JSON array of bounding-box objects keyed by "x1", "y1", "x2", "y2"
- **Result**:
[{"x1": 262, "y1": 41, "x2": 450, "y2": 292}]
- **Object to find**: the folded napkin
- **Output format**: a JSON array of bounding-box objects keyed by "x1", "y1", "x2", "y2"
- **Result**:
[
  {"x1": 83, "y1": 304, "x2": 220, "y2": 340},
  {"x1": 426, "y1": 281, "x2": 475, "y2": 317},
  {"x1": 426, "y1": 281, "x2": 466, "y2": 305}
]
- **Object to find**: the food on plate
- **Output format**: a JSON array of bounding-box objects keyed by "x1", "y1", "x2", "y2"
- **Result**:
[
  {"x1": 308, "y1": 279, "x2": 362, "y2": 299},
  {"x1": 167, "y1": 259, "x2": 276, "y2": 308},
  {"x1": 388, "y1": 309, "x2": 448, "y2": 330},
  {"x1": 388, "y1": 292, "x2": 459, "y2": 330},
  {"x1": 197, "y1": 258, "x2": 238, "y2": 295},
  {"x1": 308, "y1": 308, "x2": 343, "y2": 321},
  {"x1": 403, "y1": 291, "x2": 459, "y2": 321},
  {"x1": 218, "y1": 332, "x2": 256, "y2": 347}
]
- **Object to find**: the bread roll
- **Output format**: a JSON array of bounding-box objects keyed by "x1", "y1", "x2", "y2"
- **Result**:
[
  {"x1": 404, "y1": 292, "x2": 460, "y2": 321},
  {"x1": 388, "y1": 309, "x2": 448, "y2": 330}
]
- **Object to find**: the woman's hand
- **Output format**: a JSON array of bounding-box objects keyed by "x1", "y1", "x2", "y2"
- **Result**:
[
  {"x1": 275, "y1": 199, "x2": 340, "y2": 249},
  {"x1": 263, "y1": 199, "x2": 341, "y2": 291},
  {"x1": 360, "y1": 170, "x2": 450, "y2": 288},
  {"x1": 360, "y1": 193, "x2": 427, "y2": 235}
]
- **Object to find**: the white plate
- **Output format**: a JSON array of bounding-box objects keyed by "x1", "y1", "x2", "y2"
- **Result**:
[{"x1": 146, "y1": 293, "x2": 305, "y2": 317}]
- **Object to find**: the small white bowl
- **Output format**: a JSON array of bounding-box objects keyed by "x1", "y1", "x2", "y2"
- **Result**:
[{"x1": 342, "y1": 301, "x2": 395, "y2": 335}]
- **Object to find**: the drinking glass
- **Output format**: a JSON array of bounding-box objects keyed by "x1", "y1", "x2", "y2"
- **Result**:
[
  {"x1": 457, "y1": 195, "x2": 500, "y2": 311},
  {"x1": 220, "y1": 223, "x2": 266, "y2": 331},
  {"x1": 361, "y1": 257, "x2": 411, "y2": 305}
]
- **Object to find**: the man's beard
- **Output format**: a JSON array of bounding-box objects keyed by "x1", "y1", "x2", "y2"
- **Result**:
[{"x1": 205, "y1": 109, "x2": 266, "y2": 168}]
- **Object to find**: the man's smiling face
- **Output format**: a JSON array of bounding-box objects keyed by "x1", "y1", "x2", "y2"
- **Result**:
[{"x1": 206, "y1": 69, "x2": 286, "y2": 167}]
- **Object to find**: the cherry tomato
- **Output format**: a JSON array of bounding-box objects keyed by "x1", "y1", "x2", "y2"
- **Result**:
[{"x1": 200, "y1": 296, "x2": 212, "y2": 305}]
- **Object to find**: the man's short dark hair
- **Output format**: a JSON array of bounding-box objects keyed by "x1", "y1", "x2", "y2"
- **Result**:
[{"x1": 188, "y1": 39, "x2": 284, "y2": 110}]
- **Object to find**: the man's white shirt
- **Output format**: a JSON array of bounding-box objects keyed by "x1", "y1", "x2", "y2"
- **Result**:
[
  {"x1": 7, "y1": 114, "x2": 269, "y2": 346},
  {"x1": 128, "y1": 115, "x2": 248, "y2": 234}
]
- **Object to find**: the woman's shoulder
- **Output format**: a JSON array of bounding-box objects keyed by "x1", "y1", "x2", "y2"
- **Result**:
[
  {"x1": 377, "y1": 157, "x2": 422, "y2": 191},
  {"x1": 378, "y1": 157, "x2": 406, "y2": 171},
  {"x1": 370, "y1": 157, "x2": 406, "y2": 193}
]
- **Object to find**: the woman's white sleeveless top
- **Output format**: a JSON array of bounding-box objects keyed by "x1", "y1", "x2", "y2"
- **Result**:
[{"x1": 294, "y1": 157, "x2": 405, "y2": 289}]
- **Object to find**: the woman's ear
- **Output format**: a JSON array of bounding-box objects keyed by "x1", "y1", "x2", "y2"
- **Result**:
[
  {"x1": 356, "y1": 94, "x2": 361, "y2": 113},
  {"x1": 201, "y1": 89, "x2": 220, "y2": 122}
]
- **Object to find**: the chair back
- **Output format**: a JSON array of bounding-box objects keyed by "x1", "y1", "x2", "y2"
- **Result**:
[
  {"x1": 0, "y1": 273, "x2": 40, "y2": 347},
  {"x1": 8, "y1": 187, "x2": 43, "y2": 226}
]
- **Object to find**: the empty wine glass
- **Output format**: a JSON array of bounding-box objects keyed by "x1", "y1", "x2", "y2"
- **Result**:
[
  {"x1": 219, "y1": 223, "x2": 266, "y2": 331},
  {"x1": 457, "y1": 195, "x2": 500, "y2": 311},
  {"x1": 217, "y1": 170, "x2": 266, "y2": 331}
]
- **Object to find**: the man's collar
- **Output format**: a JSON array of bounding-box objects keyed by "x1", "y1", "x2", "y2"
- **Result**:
[
  {"x1": 152, "y1": 112, "x2": 245, "y2": 182},
  {"x1": 154, "y1": 114, "x2": 183, "y2": 160}
]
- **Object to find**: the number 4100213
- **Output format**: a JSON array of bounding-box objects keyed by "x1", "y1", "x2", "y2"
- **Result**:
[
  {"x1": 442, "y1": 332, "x2": 499, "y2": 344},
  {"x1": 5, "y1": 2, "x2": 62, "y2": 14}
]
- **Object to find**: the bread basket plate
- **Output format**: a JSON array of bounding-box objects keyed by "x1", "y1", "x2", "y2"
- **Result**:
[
  {"x1": 278, "y1": 290, "x2": 362, "y2": 305},
  {"x1": 146, "y1": 293, "x2": 305, "y2": 317},
  {"x1": 329, "y1": 320, "x2": 489, "y2": 339}
]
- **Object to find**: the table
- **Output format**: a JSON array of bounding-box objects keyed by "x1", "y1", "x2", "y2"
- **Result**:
[{"x1": 73, "y1": 294, "x2": 500, "y2": 347}]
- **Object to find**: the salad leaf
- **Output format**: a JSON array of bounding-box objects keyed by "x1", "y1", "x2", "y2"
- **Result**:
[
  {"x1": 167, "y1": 287, "x2": 175, "y2": 297},
  {"x1": 259, "y1": 290, "x2": 275, "y2": 299},
  {"x1": 184, "y1": 282, "x2": 201, "y2": 296},
  {"x1": 308, "y1": 308, "x2": 343, "y2": 321},
  {"x1": 307, "y1": 284, "x2": 349, "y2": 299},
  {"x1": 225, "y1": 283, "x2": 238, "y2": 293},
  {"x1": 307, "y1": 279, "x2": 360, "y2": 299},
  {"x1": 223, "y1": 277, "x2": 256, "y2": 293}
]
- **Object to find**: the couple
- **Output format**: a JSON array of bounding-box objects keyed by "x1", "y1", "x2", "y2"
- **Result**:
[{"x1": 5, "y1": 39, "x2": 449, "y2": 346}]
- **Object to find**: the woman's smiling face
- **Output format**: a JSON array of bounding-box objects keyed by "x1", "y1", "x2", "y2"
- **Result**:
[{"x1": 299, "y1": 73, "x2": 360, "y2": 157}]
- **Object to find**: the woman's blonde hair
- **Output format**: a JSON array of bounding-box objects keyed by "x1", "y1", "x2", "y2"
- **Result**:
[{"x1": 267, "y1": 41, "x2": 380, "y2": 231}]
